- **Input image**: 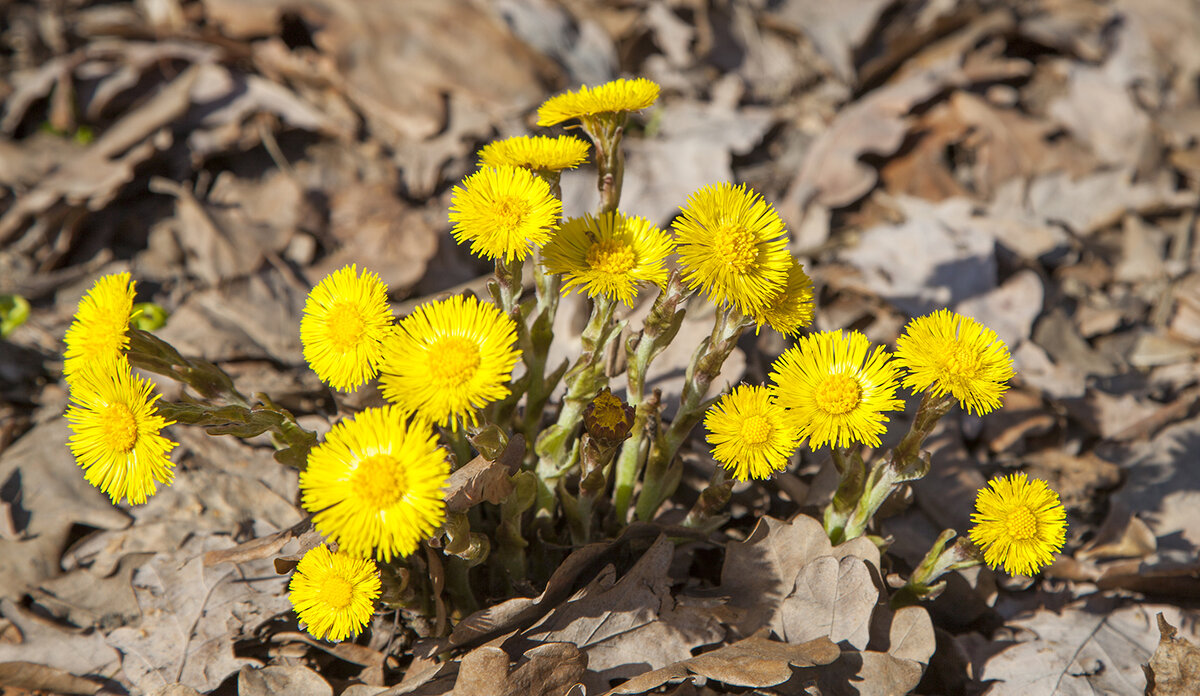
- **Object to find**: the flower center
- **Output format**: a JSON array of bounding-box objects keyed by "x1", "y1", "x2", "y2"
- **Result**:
[
  {"x1": 319, "y1": 576, "x2": 354, "y2": 609},
  {"x1": 941, "y1": 343, "x2": 982, "y2": 381},
  {"x1": 429, "y1": 336, "x2": 482, "y2": 385},
  {"x1": 739, "y1": 414, "x2": 772, "y2": 446},
  {"x1": 586, "y1": 240, "x2": 636, "y2": 276},
  {"x1": 326, "y1": 302, "x2": 367, "y2": 353},
  {"x1": 814, "y1": 374, "x2": 863, "y2": 416},
  {"x1": 1004, "y1": 505, "x2": 1038, "y2": 541},
  {"x1": 493, "y1": 196, "x2": 532, "y2": 234},
  {"x1": 100, "y1": 403, "x2": 139, "y2": 453},
  {"x1": 713, "y1": 224, "x2": 758, "y2": 273},
  {"x1": 352, "y1": 454, "x2": 408, "y2": 509}
]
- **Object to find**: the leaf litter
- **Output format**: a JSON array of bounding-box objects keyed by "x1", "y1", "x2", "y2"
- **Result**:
[{"x1": 3, "y1": 0, "x2": 1200, "y2": 694}]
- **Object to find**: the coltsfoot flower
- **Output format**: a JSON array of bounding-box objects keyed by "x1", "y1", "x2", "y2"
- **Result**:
[
  {"x1": 63, "y1": 272, "x2": 136, "y2": 382},
  {"x1": 705, "y1": 385, "x2": 800, "y2": 481},
  {"x1": 289, "y1": 544, "x2": 381, "y2": 642},
  {"x1": 541, "y1": 211, "x2": 674, "y2": 305},
  {"x1": 769, "y1": 330, "x2": 904, "y2": 450},
  {"x1": 673, "y1": 183, "x2": 791, "y2": 316},
  {"x1": 300, "y1": 406, "x2": 449, "y2": 562},
  {"x1": 379, "y1": 294, "x2": 520, "y2": 430},
  {"x1": 537, "y1": 77, "x2": 661, "y2": 127},
  {"x1": 970, "y1": 473, "x2": 1067, "y2": 576},
  {"x1": 300, "y1": 265, "x2": 394, "y2": 392},
  {"x1": 478, "y1": 134, "x2": 590, "y2": 172},
  {"x1": 752, "y1": 258, "x2": 815, "y2": 337},
  {"x1": 448, "y1": 165, "x2": 561, "y2": 262},
  {"x1": 894, "y1": 309, "x2": 1014, "y2": 415},
  {"x1": 65, "y1": 355, "x2": 176, "y2": 504}
]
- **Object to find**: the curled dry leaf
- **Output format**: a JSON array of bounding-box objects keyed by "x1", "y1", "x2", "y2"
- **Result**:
[
  {"x1": 1145, "y1": 613, "x2": 1200, "y2": 695},
  {"x1": 452, "y1": 642, "x2": 587, "y2": 696}
]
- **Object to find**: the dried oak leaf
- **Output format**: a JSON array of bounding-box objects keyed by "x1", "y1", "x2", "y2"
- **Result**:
[
  {"x1": 238, "y1": 664, "x2": 332, "y2": 696},
  {"x1": 604, "y1": 634, "x2": 839, "y2": 694},
  {"x1": 718, "y1": 514, "x2": 879, "y2": 638},
  {"x1": 780, "y1": 555, "x2": 878, "y2": 650},
  {"x1": 452, "y1": 642, "x2": 587, "y2": 696},
  {"x1": 1145, "y1": 613, "x2": 1200, "y2": 695}
]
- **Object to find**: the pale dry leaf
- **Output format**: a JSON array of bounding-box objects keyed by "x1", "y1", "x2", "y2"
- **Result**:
[
  {"x1": 883, "y1": 606, "x2": 936, "y2": 666},
  {"x1": 0, "y1": 661, "x2": 102, "y2": 695},
  {"x1": 780, "y1": 555, "x2": 878, "y2": 650},
  {"x1": 955, "y1": 269, "x2": 1044, "y2": 351},
  {"x1": 493, "y1": 642, "x2": 588, "y2": 696},
  {"x1": 444, "y1": 458, "x2": 515, "y2": 513},
  {"x1": 717, "y1": 514, "x2": 879, "y2": 638},
  {"x1": 980, "y1": 601, "x2": 1200, "y2": 695},
  {"x1": 604, "y1": 635, "x2": 840, "y2": 694},
  {"x1": 0, "y1": 599, "x2": 119, "y2": 676},
  {"x1": 239, "y1": 664, "x2": 332, "y2": 696},
  {"x1": 1025, "y1": 169, "x2": 1195, "y2": 237},
  {"x1": 1145, "y1": 613, "x2": 1200, "y2": 695},
  {"x1": 812, "y1": 649, "x2": 924, "y2": 696},
  {"x1": 524, "y1": 535, "x2": 724, "y2": 681},
  {"x1": 768, "y1": 0, "x2": 893, "y2": 84},
  {"x1": 1111, "y1": 414, "x2": 1200, "y2": 563}
]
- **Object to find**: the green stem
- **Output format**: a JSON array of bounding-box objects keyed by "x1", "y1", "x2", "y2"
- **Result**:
[{"x1": 635, "y1": 307, "x2": 749, "y2": 521}]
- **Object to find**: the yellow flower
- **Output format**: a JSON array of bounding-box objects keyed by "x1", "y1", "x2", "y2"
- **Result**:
[
  {"x1": 379, "y1": 294, "x2": 520, "y2": 431},
  {"x1": 894, "y1": 309, "x2": 1014, "y2": 415},
  {"x1": 65, "y1": 355, "x2": 176, "y2": 504},
  {"x1": 769, "y1": 330, "x2": 904, "y2": 450},
  {"x1": 970, "y1": 473, "x2": 1067, "y2": 576},
  {"x1": 63, "y1": 272, "x2": 136, "y2": 382},
  {"x1": 673, "y1": 183, "x2": 791, "y2": 315},
  {"x1": 537, "y1": 77, "x2": 661, "y2": 127},
  {"x1": 541, "y1": 211, "x2": 674, "y2": 305},
  {"x1": 300, "y1": 265, "x2": 394, "y2": 393},
  {"x1": 448, "y1": 165, "x2": 561, "y2": 263},
  {"x1": 478, "y1": 135, "x2": 590, "y2": 172},
  {"x1": 753, "y1": 258, "x2": 815, "y2": 337},
  {"x1": 300, "y1": 406, "x2": 448, "y2": 562},
  {"x1": 705, "y1": 385, "x2": 799, "y2": 481},
  {"x1": 289, "y1": 544, "x2": 381, "y2": 642}
]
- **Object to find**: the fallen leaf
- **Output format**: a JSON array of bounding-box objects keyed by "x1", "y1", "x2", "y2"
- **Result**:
[
  {"x1": 780, "y1": 555, "x2": 878, "y2": 650},
  {"x1": 0, "y1": 661, "x2": 102, "y2": 695},
  {"x1": 453, "y1": 642, "x2": 586, "y2": 696},
  {"x1": 238, "y1": 664, "x2": 332, "y2": 696},
  {"x1": 604, "y1": 634, "x2": 840, "y2": 694},
  {"x1": 1145, "y1": 613, "x2": 1200, "y2": 695},
  {"x1": 0, "y1": 599, "x2": 119, "y2": 676}
]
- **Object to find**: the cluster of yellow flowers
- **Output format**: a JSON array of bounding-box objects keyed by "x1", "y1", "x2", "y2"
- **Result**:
[{"x1": 59, "y1": 76, "x2": 1070, "y2": 644}]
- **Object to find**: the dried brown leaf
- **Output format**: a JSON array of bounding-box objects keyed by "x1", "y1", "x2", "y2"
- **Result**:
[
  {"x1": 238, "y1": 664, "x2": 332, "y2": 696},
  {"x1": 780, "y1": 556, "x2": 878, "y2": 650},
  {"x1": 444, "y1": 459, "x2": 515, "y2": 513},
  {"x1": 1146, "y1": 613, "x2": 1200, "y2": 695},
  {"x1": 0, "y1": 661, "x2": 103, "y2": 695},
  {"x1": 605, "y1": 635, "x2": 840, "y2": 694},
  {"x1": 0, "y1": 600, "x2": 119, "y2": 675}
]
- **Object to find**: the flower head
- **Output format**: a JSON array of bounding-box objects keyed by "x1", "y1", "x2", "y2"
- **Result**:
[
  {"x1": 379, "y1": 294, "x2": 520, "y2": 431},
  {"x1": 289, "y1": 544, "x2": 381, "y2": 642},
  {"x1": 753, "y1": 258, "x2": 815, "y2": 337},
  {"x1": 478, "y1": 135, "x2": 590, "y2": 172},
  {"x1": 769, "y1": 330, "x2": 904, "y2": 450},
  {"x1": 63, "y1": 272, "x2": 136, "y2": 382},
  {"x1": 970, "y1": 473, "x2": 1067, "y2": 576},
  {"x1": 300, "y1": 406, "x2": 449, "y2": 562},
  {"x1": 449, "y1": 165, "x2": 561, "y2": 263},
  {"x1": 300, "y1": 265, "x2": 394, "y2": 392},
  {"x1": 584, "y1": 388, "x2": 635, "y2": 445},
  {"x1": 65, "y1": 355, "x2": 176, "y2": 504},
  {"x1": 894, "y1": 309, "x2": 1014, "y2": 415},
  {"x1": 673, "y1": 183, "x2": 791, "y2": 315},
  {"x1": 541, "y1": 211, "x2": 674, "y2": 305},
  {"x1": 537, "y1": 78, "x2": 661, "y2": 127},
  {"x1": 705, "y1": 385, "x2": 800, "y2": 481}
]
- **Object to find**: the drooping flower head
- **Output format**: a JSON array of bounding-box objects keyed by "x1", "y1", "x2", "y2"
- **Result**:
[
  {"x1": 478, "y1": 135, "x2": 590, "y2": 173},
  {"x1": 894, "y1": 309, "x2": 1014, "y2": 415},
  {"x1": 705, "y1": 385, "x2": 800, "y2": 481},
  {"x1": 541, "y1": 211, "x2": 675, "y2": 306},
  {"x1": 537, "y1": 77, "x2": 661, "y2": 128},
  {"x1": 673, "y1": 183, "x2": 791, "y2": 316},
  {"x1": 300, "y1": 265, "x2": 394, "y2": 393},
  {"x1": 752, "y1": 258, "x2": 815, "y2": 337},
  {"x1": 289, "y1": 544, "x2": 381, "y2": 642},
  {"x1": 300, "y1": 406, "x2": 449, "y2": 562},
  {"x1": 379, "y1": 294, "x2": 520, "y2": 431},
  {"x1": 970, "y1": 473, "x2": 1067, "y2": 576},
  {"x1": 65, "y1": 355, "x2": 176, "y2": 504},
  {"x1": 769, "y1": 330, "x2": 904, "y2": 450},
  {"x1": 448, "y1": 165, "x2": 561, "y2": 263},
  {"x1": 63, "y1": 272, "x2": 136, "y2": 382}
]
